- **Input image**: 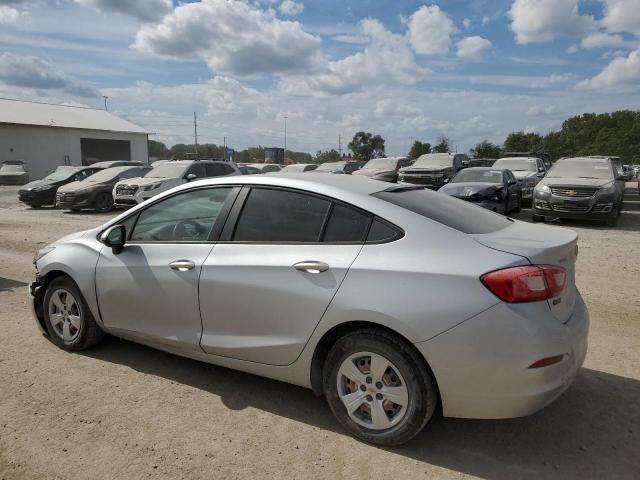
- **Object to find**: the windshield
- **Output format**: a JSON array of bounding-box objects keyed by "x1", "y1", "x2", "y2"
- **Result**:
[
  {"x1": 0, "y1": 164, "x2": 25, "y2": 173},
  {"x1": 316, "y1": 162, "x2": 345, "y2": 172},
  {"x1": 81, "y1": 167, "x2": 130, "y2": 183},
  {"x1": 547, "y1": 159, "x2": 613, "y2": 179},
  {"x1": 364, "y1": 158, "x2": 397, "y2": 170},
  {"x1": 452, "y1": 169, "x2": 503, "y2": 183},
  {"x1": 493, "y1": 158, "x2": 537, "y2": 172},
  {"x1": 281, "y1": 164, "x2": 307, "y2": 172},
  {"x1": 146, "y1": 163, "x2": 188, "y2": 178},
  {"x1": 43, "y1": 167, "x2": 79, "y2": 181},
  {"x1": 413, "y1": 155, "x2": 454, "y2": 168}
]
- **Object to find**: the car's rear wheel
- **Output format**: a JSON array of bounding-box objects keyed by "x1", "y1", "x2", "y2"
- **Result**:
[
  {"x1": 43, "y1": 276, "x2": 104, "y2": 351},
  {"x1": 323, "y1": 329, "x2": 438, "y2": 446},
  {"x1": 95, "y1": 193, "x2": 114, "y2": 212}
]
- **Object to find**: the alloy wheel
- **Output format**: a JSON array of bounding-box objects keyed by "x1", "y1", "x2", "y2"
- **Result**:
[
  {"x1": 336, "y1": 352, "x2": 409, "y2": 430},
  {"x1": 48, "y1": 288, "x2": 82, "y2": 342}
]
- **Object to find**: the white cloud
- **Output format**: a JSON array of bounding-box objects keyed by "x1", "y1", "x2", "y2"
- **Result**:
[
  {"x1": 508, "y1": 0, "x2": 595, "y2": 44},
  {"x1": 407, "y1": 4, "x2": 456, "y2": 55},
  {"x1": 134, "y1": 0, "x2": 324, "y2": 77},
  {"x1": 481, "y1": 16, "x2": 491, "y2": 26},
  {"x1": 462, "y1": 18, "x2": 471, "y2": 29},
  {"x1": 527, "y1": 105, "x2": 558, "y2": 116},
  {"x1": 0, "y1": 52, "x2": 97, "y2": 97},
  {"x1": 281, "y1": 18, "x2": 427, "y2": 95},
  {"x1": 0, "y1": 5, "x2": 20, "y2": 24},
  {"x1": 278, "y1": 0, "x2": 303, "y2": 16},
  {"x1": 74, "y1": 0, "x2": 173, "y2": 22},
  {"x1": 580, "y1": 32, "x2": 624, "y2": 49},
  {"x1": 332, "y1": 34, "x2": 369, "y2": 44},
  {"x1": 577, "y1": 49, "x2": 640, "y2": 92},
  {"x1": 601, "y1": 0, "x2": 640, "y2": 35},
  {"x1": 456, "y1": 36, "x2": 492, "y2": 60}
]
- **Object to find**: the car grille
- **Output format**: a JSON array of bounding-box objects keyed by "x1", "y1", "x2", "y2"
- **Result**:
[
  {"x1": 115, "y1": 198, "x2": 137, "y2": 205},
  {"x1": 399, "y1": 171, "x2": 445, "y2": 185},
  {"x1": 551, "y1": 187, "x2": 598, "y2": 198},
  {"x1": 116, "y1": 185, "x2": 138, "y2": 196},
  {"x1": 56, "y1": 192, "x2": 75, "y2": 203},
  {"x1": 19, "y1": 191, "x2": 34, "y2": 201},
  {"x1": 552, "y1": 204, "x2": 590, "y2": 213}
]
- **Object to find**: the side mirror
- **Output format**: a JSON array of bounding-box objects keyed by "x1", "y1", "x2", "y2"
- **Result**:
[
  {"x1": 508, "y1": 179, "x2": 517, "y2": 186},
  {"x1": 537, "y1": 172, "x2": 545, "y2": 178},
  {"x1": 186, "y1": 173, "x2": 197, "y2": 182},
  {"x1": 100, "y1": 225, "x2": 126, "y2": 254},
  {"x1": 443, "y1": 178, "x2": 450, "y2": 184}
]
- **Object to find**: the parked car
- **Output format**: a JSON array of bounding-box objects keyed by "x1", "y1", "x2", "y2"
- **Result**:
[
  {"x1": 352, "y1": 157, "x2": 413, "y2": 182},
  {"x1": 438, "y1": 167, "x2": 522, "y2": 214},
  {"x1": 492, "y1": 157, "x2": 546, "y2": 205},
  {"x1": 238, "y1": 165, "x2": 264, "y2": 175},
  {"x1": 468, "y1": 158, "x2": 497, "y2": 168},
  {"x1": 622, "y1": 165, "x2": 633, "y2": 181},
  {"x1": 18, "y1": 166, "x2": 102, "y2": 208},
  {"x1": 29, "y1": 174, "x2": 588, "y2": 446},
  {"x1": 532, "y1": 156, "x2": 626, "y2": 225},
  {"x1": 247, "y1": 163, "x2": 283, "y2": 173},
  {"x1": 311, "y1": 161, "x2": 365, "y2": 174},
  {"x1": 56, "y1": 165, "x2": 151, "y2": 212},
  {"x1": 0, "y1": 160, "x2": 29, "y2": 185},
  {"x1": 90, "y1": 160, "x2": 145, "y2": 169},
  {"x1": 397, "y1": 153, "x2": 468, "y2": 189},
  {"x1": 279, "y1": 163, "x2": 318, "y2": 173},
  {"x1": 113, "y1": 160, "x2": 240, "y2": 207}
]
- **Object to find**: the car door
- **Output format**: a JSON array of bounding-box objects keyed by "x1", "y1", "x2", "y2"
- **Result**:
[
  {"x1": 198, "y1": 187, "x2": 371, "y2": 366},
  {"x1": 95, "y1": 186, "x2": 237, "y2": 350}
]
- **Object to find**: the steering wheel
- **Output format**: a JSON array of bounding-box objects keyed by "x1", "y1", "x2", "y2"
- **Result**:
[{"x1": 172, "y1": 219, "x2": 204, "y2": 240}]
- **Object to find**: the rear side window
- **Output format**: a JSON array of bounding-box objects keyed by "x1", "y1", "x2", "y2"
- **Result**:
[
  {"x1": 372, "y1": 187, "x2": 512, "y2": 234},
  {"x1": 234, "y1": 188, "x2": 330, "y2": 242},
  {"x1": 323, "y1": 204, "x2": 372, "y2": 243},
  {"x1": 367, "y1": 218, "x2": 401, "y2": 243}
]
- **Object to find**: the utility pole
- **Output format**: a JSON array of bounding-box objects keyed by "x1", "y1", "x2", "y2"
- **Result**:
[
  {"x1": 193, "y1": 112, "x2": 198, "y2": 159},
  {"x1": 103, "y1": 96, "x2": 108, "y2": 111},
  {"x1": 338, "y1": 134, "x2": 342, "y2": 157},
  {"x1": 223, "y1": 136, "x2": 226, "y2": 161},
  {"x1": 284, "y1": 115, "x2": 288, "y2": 157}
]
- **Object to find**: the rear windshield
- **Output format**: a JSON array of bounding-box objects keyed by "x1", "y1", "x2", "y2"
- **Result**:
[
  {"x1": 316, "y1": 162, "x2": 346, "y2": 172},
  {"x1": 452, "y1": 169, "x2": 502, "y2": 183},
  {"x1": 372, "y1": 187, "x2": 512, "y2": 234}
]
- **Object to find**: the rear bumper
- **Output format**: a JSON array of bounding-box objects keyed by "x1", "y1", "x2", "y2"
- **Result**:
[{"x1": 416, "y1": 292, "x2": 589, "y2": 419}]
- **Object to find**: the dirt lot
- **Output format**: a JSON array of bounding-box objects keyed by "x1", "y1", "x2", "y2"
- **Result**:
[{"x1": 1, "y1": 184, "x2": 639, "y2": 480}]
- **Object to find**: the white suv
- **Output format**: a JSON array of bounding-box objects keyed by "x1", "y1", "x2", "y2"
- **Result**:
[{"x1": 113, "y1": 160, "x2": 240, "y2": 207}]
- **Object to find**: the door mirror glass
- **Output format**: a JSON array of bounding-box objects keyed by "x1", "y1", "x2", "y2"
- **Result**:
[
  {"x1": 186, "y1": 173, "x2": 197, "y2": 182},
  {"x1": 101, "y1": 225, "x2": 126, "y2": 254}
]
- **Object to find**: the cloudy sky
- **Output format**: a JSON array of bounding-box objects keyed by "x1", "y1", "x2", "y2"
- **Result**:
[{"x1": 1, "y1": 0, "x2": 639, "y2": 154}]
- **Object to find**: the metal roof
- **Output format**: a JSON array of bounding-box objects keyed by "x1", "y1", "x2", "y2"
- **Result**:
[{"x1": 0, "y1": 98, "x2": 149, "y2": 134}]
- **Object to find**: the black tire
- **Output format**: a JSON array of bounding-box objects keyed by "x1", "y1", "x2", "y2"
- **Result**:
[
  {"x1": 606, "y1": 204, "x2": 621, "y2": 227},
  {"x1": 30, "y1": 203, "x2": 43, "y2": 209},
  {"x1": 43, "y1": 276, "x2": 104, "y2": 351},
  {"x1": 323, "y1": 328, "x2": 438, "y2": 446},
  {"x1": 532, "y1": 214, "x2": 545, "y2": 223},
  {"x1": 95, "y1": 192, "x2": 114, "y2": 212}
]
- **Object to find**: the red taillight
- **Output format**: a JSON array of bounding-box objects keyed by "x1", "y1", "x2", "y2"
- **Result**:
[
  {"x1": 529, "y1": 355, "x2": 565, "y2": 369},
  {"x1": 480, "y1": 265, "x2": 566, "y2": 303}
]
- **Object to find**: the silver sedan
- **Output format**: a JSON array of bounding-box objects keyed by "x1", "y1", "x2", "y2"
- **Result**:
[{"x1": 29, "y1": 174, "x2": 589, "y2": 445}]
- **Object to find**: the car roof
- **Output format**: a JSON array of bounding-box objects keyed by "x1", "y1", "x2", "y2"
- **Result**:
[
  {"x1": 495, "y1": 157, "x2": 540, "y2": 161},
  {"x1": 558, "y1": 156, "x2": 610, "y2": 163},
  {"x1": 461, "y1": 167, "x2": 503, "y2": 172}
]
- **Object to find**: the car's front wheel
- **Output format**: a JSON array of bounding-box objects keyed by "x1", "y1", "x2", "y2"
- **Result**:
[
  {"x1": 43, "y1": 276, "x2": 104, "y2": 351},
  {"x1": 95, "y1": 192, "x2": 114, "y2": 212},
  {"x1": 323, "y1": 329, "x2": 438, "y2": 446}
]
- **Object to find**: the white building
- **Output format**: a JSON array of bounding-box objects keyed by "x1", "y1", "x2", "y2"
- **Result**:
[{"x1": 0, "y1": 98, "x2": 150, "y2": 179}]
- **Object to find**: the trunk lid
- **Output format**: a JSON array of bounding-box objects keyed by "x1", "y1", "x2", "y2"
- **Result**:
[{"x1": 472, "y1": 220, "x2": 578, "y2": 323}]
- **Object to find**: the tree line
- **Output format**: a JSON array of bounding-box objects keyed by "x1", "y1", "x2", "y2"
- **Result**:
[{"x1": 149, "y1": 110, "x2": 640, "y2": 165}]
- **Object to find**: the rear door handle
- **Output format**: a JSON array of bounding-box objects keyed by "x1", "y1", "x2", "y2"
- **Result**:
[
  {"x1": 169, "y1": 260, "x2": 196, "y2": 272},
  {"x1": 293, "y1": 261, "x2": 330, "y2": 274}
]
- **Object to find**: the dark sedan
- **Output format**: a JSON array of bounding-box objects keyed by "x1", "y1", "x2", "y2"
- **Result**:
[
  {"x1": 438, "y1": 167, "x2": 522, "y2": 215},
  {"x1": 18, "y1": 166, "x2": 102, "y2": 208},
  {"x1": 56, "y1": 165, "x2": 151, "y2": 212},
  {"x1": 532, "y1": 156, "x2": 625, "y2": 226}
]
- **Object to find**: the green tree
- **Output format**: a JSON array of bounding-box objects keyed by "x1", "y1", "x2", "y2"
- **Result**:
[
  {"x1": 503, "y1": 132, "x2": 543, "y2": 153},
  {"x1": 314, "y1": 149, "x2": 341, "y2": 164},
  {"x1": 433, "y1": 135, "x2": 450, "y2": 153},
  {"x1": 471, "y1": 140, "x2": 501, "y2": 159},
  {"x1": 348, "y1": 131, "x2": 386, "y2": 161},
  {"x1": 148, "y1": 140, "x2": 169, "y2": 158},
  {"x1": 407, "y1": 140, "x2": 431, "y2": 159}
]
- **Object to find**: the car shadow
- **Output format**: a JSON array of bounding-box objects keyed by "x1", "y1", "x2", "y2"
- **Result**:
[
  {"x1": 0, "y1": 276, "x2": 28, "y2": 292},
  {"x1": 81, "y1": 338, "x2": 640, "y2": 479}
]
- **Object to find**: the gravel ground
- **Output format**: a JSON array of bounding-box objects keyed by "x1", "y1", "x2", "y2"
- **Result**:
[{"x1": 1, "y1": 184, "x2": 639, "y2": 480}]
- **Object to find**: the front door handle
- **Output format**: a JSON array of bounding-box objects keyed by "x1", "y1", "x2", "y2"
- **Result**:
[
  {"x1": 293, "y1": 261, "x2": 329, "y2": 274},
  {"x1": 169, "y1": 260, "x2": 196, "y2": 272}
]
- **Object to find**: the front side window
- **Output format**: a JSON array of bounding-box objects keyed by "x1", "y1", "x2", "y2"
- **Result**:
[
  {"x1": 130, "y1": 187, "x2": 232, "y2": 242},
  {"x1": 234, "y1": 188, "x2": 330, "y2": 242}
]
